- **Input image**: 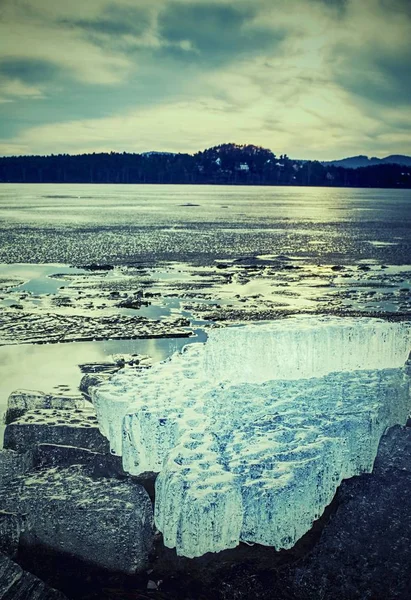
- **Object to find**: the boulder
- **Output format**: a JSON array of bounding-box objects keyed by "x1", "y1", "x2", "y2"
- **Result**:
[
  {"x1": 33, "y1": 443, "x2": 125, "y2": 479},
  {"x1": 373, "y1": 424, "x2": 411, "y2": 474},
  {"x1": 0, "y1": 513, "x2": 23, "y2": 558},
  {"x1": 33, "y1": 444, "x2": 156, "y2": 500},
  {"x1": 292, "y1": 425, "x2": 411, "y2": 599},
  {"x1": 0, "y1": 465, "x2": 154, "y2": 574},
  {"x1": 3, "y1": 407, "x2": 109, "y2": 453},
  {"x1": 0, "y1": 449, "x2": 33, "y2": 486}
]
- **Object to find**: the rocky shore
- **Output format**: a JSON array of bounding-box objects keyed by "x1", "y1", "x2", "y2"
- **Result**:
[
  {"x1": 1, "y1": 259, "x2": 411, "y2": 599},
  {"x1": 1, "y1": 367, "x2": 411, "y2": 599}
]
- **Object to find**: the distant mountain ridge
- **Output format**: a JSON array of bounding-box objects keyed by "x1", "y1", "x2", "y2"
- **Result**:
[{"x1": 322, "y1": 155, "x2": 411, "y2": 169}]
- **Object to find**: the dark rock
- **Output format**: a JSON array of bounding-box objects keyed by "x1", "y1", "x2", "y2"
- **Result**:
[
  {"x1": 79, "y1": 373, "x2": 109, "y2": 396},
  {"x1": 0, "y1": 552, "x2": 68, "y2": 599},
  {"x1": 51, "y1": 296, "x2": 72, "y2": 307},
  {"x1": 117, "y1": 290, "x2": 148, "y2": 309},
  {"x1": 373, "y1": 425, "x2": 411, "y2": 475},
  {"x1": 79, "y1": 363, "x2": 116, "y2": 374},
  {"x1": 0, "y1": 450, "x2": 34, "y2": 486},
  {"x1": 292, "y1": 425, "x2": 411, "y2": 599},
  {"x1": 0, "y1": 513, "x2": 24, "y2": 558},
  {"x1": 130, "y1": 472, "x2": 158, "y2": 503},
  {"x1": 174, "y1": 317, "x2": 190, "y2": 327},
  {"x1": 81, "y1": 264, "x2": 114, "y2": 271},
  {"x1": 112, "y1": 354, "x2": 152, "y2": 368},
  {"x1": 32, "y1": 444, "x2": 157, "y2": 499},
  {"x1": 0, "y1": 465, "x2": 154, "y2": 574},
  {"x1": 3, "y1": 407, "x2": 109, "y2": 454},
  {"x1": 33, "y1": 444, "x2": 125, "y2": 479}
]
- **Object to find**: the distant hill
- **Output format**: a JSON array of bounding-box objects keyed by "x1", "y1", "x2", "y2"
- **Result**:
[
  {"x1": 323, "y1": 155, "x2": 411, "y2": 169},
  {"x1": 0, "y1": 143, "x2": 410, "y2": 188}
]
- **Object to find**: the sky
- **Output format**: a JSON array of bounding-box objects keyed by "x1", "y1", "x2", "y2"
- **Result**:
[{"x1": 0, "y1": 0, "x2": 410, "y2": 159}]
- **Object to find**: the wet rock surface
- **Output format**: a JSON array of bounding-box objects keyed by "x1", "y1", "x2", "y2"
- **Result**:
[
  {"x1": 0, "y1": 465, "x2": 154, "y2": 575},
  {"x1": 0, "y1": 449, "x2": 33, "y2": 486},
  {"x1": 33, "y1": 443, "x2": 126, "y2": 479},
  {"x1": 3, "y1": 406, "x2": 109, "y2": 453},
  {"x1": 290, "y1": 425, "x2": 411, "y2": 600},
  {"x1": 0, "y1": 513, "x2": 23, "y2": 558}
]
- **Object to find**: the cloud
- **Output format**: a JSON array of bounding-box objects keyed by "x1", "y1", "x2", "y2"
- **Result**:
[
  {"x1": 0, "y1": 58, "x2": 59, "y2": 85},
  {"x1": 0, "y1": 1, "x2": 133, "y2": 85},
  {"x1": 325, "y1": 0, "x2": 411, "y2": 110},
  {"x1": 0, "y1": 80, "x2": 44, "y2": 105},
  {"x1": 308, "y1": 0, "x2": 349, "y2": 16},
  {"x1": 332, "y1": 42, "x2": 411, "y2": 107},
  {"x1": 3, "y1": 74, "x2": 408, "y2": 160},
  {"x1": 0, "y1": 0, "x2": 409, "y2": 158},
  {"x1": 64, "y1": 4, "x2": 150, "y2": 37},
  {"x1": 157, "y1": 1, "x2": 285, "y2": 66}
]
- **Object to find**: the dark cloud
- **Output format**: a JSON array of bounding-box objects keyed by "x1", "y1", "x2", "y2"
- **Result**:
[
  {"x1": 0, "y1": 80, "x2": 136, "y2": 139},
  {"x1": 157, "y1": 2, "x2": 285, "y2": 65},
  {"x1": 379, "y1": 0, "x2": 411, "y2": 19},
  {"x1": 0, "y1": 58, "x2": 197, "y2": 141},
  {"x1": 0, "y1": 0, "x2": 410, "y2": 157},
  {"x1": 61, "y1": 4, "x2": 150, "y2": 38},
  {"x1": 308, "y1": 0, "x2": 348, "y2": 16},
  {"x1": 331, "y1": 42, "x2": 411, "y2": 107},
  {"x1": 0, "y1": 58, "x2": 59, "y2": 84}
]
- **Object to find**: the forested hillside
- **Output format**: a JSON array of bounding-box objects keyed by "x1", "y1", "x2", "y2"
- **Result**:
[{"x1": 1, "y1": 143, "x2": 410, "y2": 188}]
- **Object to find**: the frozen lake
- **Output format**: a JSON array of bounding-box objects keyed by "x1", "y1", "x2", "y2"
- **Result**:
[
  {"x1": 1, "y1": 184, "x2": 410, "y2": 441},
  {"x1": 0, "y1": 184, "x2": 410, "y2": 265}
]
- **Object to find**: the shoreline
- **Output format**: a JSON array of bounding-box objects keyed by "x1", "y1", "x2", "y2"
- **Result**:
[
  {"x1": 1, "y1": 253, "x2": 411, "y2": 598},
  {"x1": 1, "y1": 332, "x2": 411, "y2": 599}
]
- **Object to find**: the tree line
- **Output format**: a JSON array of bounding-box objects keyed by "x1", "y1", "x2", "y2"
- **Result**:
[{"x1": 0, "y1": 143, "x2": 410, "y2": 188}]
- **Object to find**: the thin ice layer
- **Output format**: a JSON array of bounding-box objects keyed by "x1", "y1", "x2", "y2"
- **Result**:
[{"x1": 91, "y1": 317, "x2": 411, "y2": 557}]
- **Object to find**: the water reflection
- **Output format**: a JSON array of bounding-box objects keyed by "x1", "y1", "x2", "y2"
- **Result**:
[
  {"x1": 0, "y1": 263, "x2": 87, "y2": 295},
  {"x1": 0, "y1": 331, "x2": 206, "y2": 444}
]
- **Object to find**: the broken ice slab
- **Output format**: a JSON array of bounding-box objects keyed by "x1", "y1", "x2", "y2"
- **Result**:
[
  {"x1": 202, "y1": 317, "x2": 411, "y2": 384},
  {"x1": 91, "y1": 317, "x2": 411, "y2": 557},
  {"x1": 5, "y1": 389, "x2": 90, "y2": 425}
]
